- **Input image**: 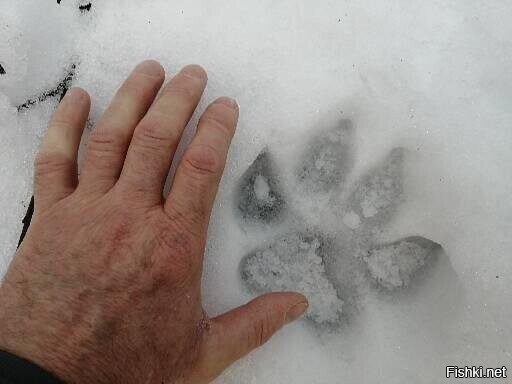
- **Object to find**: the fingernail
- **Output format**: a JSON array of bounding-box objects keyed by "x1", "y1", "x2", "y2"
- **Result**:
[
  {"x1": 65, "y1": 87, "x2": 81, "y2": 99},
  {"x1": 285, "y1": 301, "x2": 308, "y2": 324},
  {"x1": 134, "y1": 60, "x2": 164, "y2": 77},
  {"x1": 65, "y1": 87, "x2": 89, "y2": 103},
  {"x1": 214, "y1": 96, "x2": 238, "y2": 110},
  {"x1": 180, "y1": 64, "x2": 207, "y2": 80}
]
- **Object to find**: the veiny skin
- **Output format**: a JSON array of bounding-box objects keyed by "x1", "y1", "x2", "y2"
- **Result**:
[{"x1": 0, "y1": 61, "x2": 308, "y2": 384}]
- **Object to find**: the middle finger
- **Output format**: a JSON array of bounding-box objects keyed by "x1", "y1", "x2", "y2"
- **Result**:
[{"x1": 118, "y1": 64, "x2": 207, "y2": 202}]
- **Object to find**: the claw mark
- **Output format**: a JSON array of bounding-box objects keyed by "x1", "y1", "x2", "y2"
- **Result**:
[
  {"x1": 236, "y1": 150, "x2": 286, "y2": 223},
  {"x1": 16, "y1": 63, "x2": 76, "y2": 112}
]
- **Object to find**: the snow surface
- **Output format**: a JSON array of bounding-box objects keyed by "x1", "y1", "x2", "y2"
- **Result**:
[{"x1": 1, "y1": 1, "x2": 512, "y2": 383}]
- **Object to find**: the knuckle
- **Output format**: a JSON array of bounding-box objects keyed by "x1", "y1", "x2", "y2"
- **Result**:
[
  {"x1": 135, "y1": 115, "x2": 174, "y2": 148},
  {"x1": 88, "y1": 129, "x2": 124, "y2": 156},
  {"x1": 182, "y1": 144, "x2": 223, "y2": 178},
  {"x1": 34, "y1": 152, "x2": 73, "y2": 180}
]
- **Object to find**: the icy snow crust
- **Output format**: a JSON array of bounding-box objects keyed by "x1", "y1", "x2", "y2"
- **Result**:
[{"x1": 1, "y1": 1, "x2": 512, "y2": 383}]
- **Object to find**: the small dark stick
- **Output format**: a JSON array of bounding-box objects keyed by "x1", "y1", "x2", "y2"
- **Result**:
[
  {"x1": 79, "y1": 2, "x2": 92, "y2": 12},
  {"x1": 17, "y1": 63, "x2": 76, "y2": 111}
]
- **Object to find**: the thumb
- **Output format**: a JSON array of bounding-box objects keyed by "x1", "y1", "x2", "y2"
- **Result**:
[{"x1": 190, "y1": 292, "x2": 308, "y2": 383}]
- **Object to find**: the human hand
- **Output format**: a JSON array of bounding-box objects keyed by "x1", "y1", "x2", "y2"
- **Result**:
[{"x1": 0, "y1": 61, "x2": 308, "y2": 384}]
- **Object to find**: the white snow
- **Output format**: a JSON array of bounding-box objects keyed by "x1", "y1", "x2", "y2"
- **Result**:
[
  {"x1": 253, "y1": 175, "x2": 272, "y2": 202},
  {"x1": 1, "y1": 1, "x2": 512, "y2": 383}
]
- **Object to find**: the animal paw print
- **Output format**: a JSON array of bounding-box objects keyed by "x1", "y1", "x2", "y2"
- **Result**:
[{"x1": 235, "y1": 120, "x2": 445, "y2": 327}]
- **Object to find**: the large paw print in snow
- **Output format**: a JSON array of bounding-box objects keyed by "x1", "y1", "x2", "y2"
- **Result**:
[{"x1": 236, "y1": 120, "x2": 446, "y2": 327}]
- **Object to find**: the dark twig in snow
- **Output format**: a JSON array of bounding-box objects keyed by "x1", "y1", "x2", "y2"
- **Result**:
[
  {"x1": 79, "y1": 2, "x2": 92, "y2": 12},
  {"x1": 16, "y1": 63, "x2": 76, "y2": 112}
]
